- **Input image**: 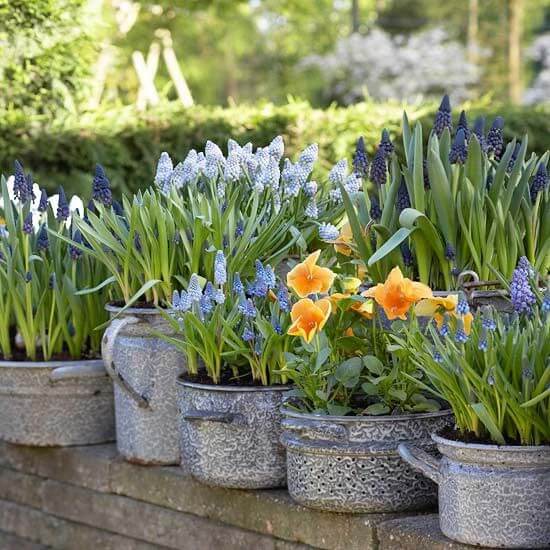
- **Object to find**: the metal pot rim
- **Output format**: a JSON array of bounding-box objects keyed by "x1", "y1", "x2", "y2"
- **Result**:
[
  {"x1": 0, "y1": 358, "x2": 103, "y2": 369},
  {"x1": 281, "y1": 403, "x2": 453, "y2": 423},
  {"x1": 178, "y1": 379, "x2": 293, "y2": 393},
  {"x1": 432, "y1": 433, "x2": 550, "y2": 453},
  {"x1": 105, "y1": 302, "x2": 166, "y2": 315}
]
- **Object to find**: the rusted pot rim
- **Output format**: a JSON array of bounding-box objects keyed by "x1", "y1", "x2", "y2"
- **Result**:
[
  {"x1": 178, "y1": 378, "x2": 293, "y2": 393},
  {"x1": 281, "y1": 403, "x2": 453, "y2": 423},
  {"x1": 432, "y1": 433, "x2": 550, "y2": 453},
  {"x1": 0, "y1": 358, "x2": 103, "y2": 369}
]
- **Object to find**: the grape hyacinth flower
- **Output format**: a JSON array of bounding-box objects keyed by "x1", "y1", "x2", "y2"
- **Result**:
[
  {"x1": 510, "y1": 257, "x2": 536, "y2": 314},
  {"x1": 433, "y1": 95, "x2": 452, "y2": 137},
  {"x1": 456, "y1": 110, "x2": 470, "y2": 141},
  {"x1": 299, "y1": 143, "x2": 318, "y2": 165},
  {"x1": 305, "y1": 199, "x2": 319, "y2": 220},
  {"x1": 264, "y1": 265, "x2": 276, "y2": 289},
  {"x1": 454, "y1": 323, "x2": 469, "y2": 344},
  {"x1": 432, "y1": 349, "x2": 443, "y2": 363},
  {"x1": 423, "y1": 158, "x2": 430, "y2": 189},
  {"x1": 370, "y1": 148, "x2": 387, "y2": 186},
  {"x1": 473, "y1": 116, "x2": 486, "y2": 152},
  {"x1": 242, "y1": 326, "x2": 255, "y2": 342},
  {"x1": 478, "y1": 334, "x2": 489, "y2": 352},
  {"x1": 25, "y1": 271, "x2": 32, "y2": 283},
  {"x1": 379, "y1": 129, "x2": 394, "y2": 157},
  {"x1": 26, "y1": 173, "x2": 35, "y2": 202},
  {"x1": 277, "y1": 283, "x2": 292, "y2": 313},
  {"x1": 344, "y1": 174, "x2": 361, "y2": 195},
  {"x1": 214, "y1": 251, "x2": 227, "y2": 286},
  {"x1": 38, "y1": 189, "x2": 48, "y2": 212},
  {"x1": 22, "y1": 212, "x2": 33, "y2": 235},
  {"x1": 304, "y1": 180, "x2": 318, "y2": 198},
  {"x1": 133, "y1": 232, "x2": 142, "y2": 253},
  {"x1": 507, "y1": 142, "x2": 521, "y2": 173},
  {"x1": 329, "y1": 159, "x2": 348, "y2": 186},
  {"x1": 445, "y1": 243, "x2": 456, "y2": 261},
  {"x1": 401, "y1": 242, "x2": 413, "y2": 267},
  {"x1": 232, "y1": 273, "x2": 244, "y2": 295},
  {"x1": 542, "y1": 289, "x2": 550, "y2": 314},
  {"x1": 369, "y1": 195, "x2": 382, "y2": 221},
  {"x1": 13, "y1": 160, "x2": 31, "y2": 203},
  {"x1": 37, "y1": 225, "x2": 49, "y2": 251},
  {"x1": 239, "y1": 298, "x2": 257, "y2": 318},
  {"x1": 482, "y1": 313, "x2": 497, "y2": 331},
  {"x1": 199, "y1": 294, "x2": 214, "y2": 317},
  {"x1": 353, "y1": 136, "x2": 369, "y2": 178},
  {"x1": 56, "y1": 187, "x2": 70, "y2": 222},
  {"x1": 268, "y1": 135, "x2": 284, "y2": 161},
  {"x1": 449, "y1": 129, "x2": 468, "y2": 164},
  {"x1": 456, "y1": 291, "x2": 470, "y2": 315},
  {"x1": 205, "y1": 140, "x2": 224, "y2": 161},
  {"x1": 224, "y1": 152, "x2": 241, "y2": 182},
  {"x1": 329, "y1": 188, "x2": 342, "y2": 203},
  {"x1": 487, "y1": 117, "x2": 504, "y2": 159},
  {"x1": 155, "y1": 152, "x2": 174, "y2": 194},
  {"x1": 170, "y1": 162, "x2": 186, "y2": 188},
  {"x1": 70, "y1": 230, "x2": 83, "y2": 260},
  {"x1": 112, "y1": 200, "x2": 124, "y2": 217},
  {"x1": 318, "y1": 223, "x2": 340, "y2": 242},
  {"x1": 438, "y1": 317, "x2": 450, "y2": 337},
  {"x1": 187, "y1": 274, "x2": 203, "y2": 303},
  {"x1": 396, "y1": 180, "x2": 410, "y2": 212},
  {"x1": 92, "y1": 164, "x2": 112, "y2": 206},
  {"x1": 530, "y1": 163, "x2": 548, "y2": 203}
]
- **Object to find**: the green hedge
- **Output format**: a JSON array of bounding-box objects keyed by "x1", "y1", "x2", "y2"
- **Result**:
[{"x1": 1, "y1": 100, "x2": 549, "y2": 198}]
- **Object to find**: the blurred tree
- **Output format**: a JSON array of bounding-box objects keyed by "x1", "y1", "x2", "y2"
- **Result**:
[{"x1": 0, "y1": 0, "x2": 98, "y2": 115}]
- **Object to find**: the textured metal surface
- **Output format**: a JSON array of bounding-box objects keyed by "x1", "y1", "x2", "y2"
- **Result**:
[
  {"x1": 401, "y1": 435, "x2": 550, "y2": 548},
  {"x1": 177, "y1": 381, "x2": 291, "y2": 488},
  {"x1": 281, "y1": 407, "x2": 453, "y2": 513},
  {"x1": 102, "y1": 306, "x2": 186, "y2": 465},
  {"x1": 0, "y1": 359, "x2": 114, "y2": 446}
]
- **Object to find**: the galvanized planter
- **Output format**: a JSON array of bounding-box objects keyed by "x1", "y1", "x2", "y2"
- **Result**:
[
  {"x1": 281, "y1": 406, "x2": 453, "y2": 513},
  {"x1": 102, "y1": 305, "x2": 186, "y2": 465},
  {"x1": 177, "y1": 379, "x2": 291, "y2": 488},
  {"x1": 399, "y1": 434, "x2": 550, "y2": 549},
  {"x1": 0, "y1": 358, "x2": 114, "y2": 446}
]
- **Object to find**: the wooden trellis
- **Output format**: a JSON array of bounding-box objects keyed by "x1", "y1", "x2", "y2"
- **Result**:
[{"x1": 89, "y1": 0, "x2": 194, "y2": 110}]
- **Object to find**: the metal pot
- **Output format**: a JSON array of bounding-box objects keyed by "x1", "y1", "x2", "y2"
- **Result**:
[
  {"x1": 177, "y1": 379, "x2": 291, "y2": 488},
  {"x1": 0, "y1": 358, "x2": 114, "y2": 446},
  {"x1": 399, "y1": 434, "x2": 550, "y2": 548},
  {"x1": 281, "y1": 405, "x2": 453, "y2": 513},
  {"x1": 102, "y1": 304, "x2": 186, "y2": 465}
]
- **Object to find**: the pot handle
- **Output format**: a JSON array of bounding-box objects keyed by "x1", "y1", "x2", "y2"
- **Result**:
[
  {"x1": 183, "y1": 409, "x2": 246, "y2": 426},
  {"x1": 50, "y1": 362, "x2": 108, "y2": 382},
  {"x1": 281, "y1": 418, "x2": 347, "y2": 441},
  {"x1": 398, "y1": 443, "x2": 441, "y2": 484},
  {"x1": 101, "y1": 316, "x2": 150, "y2": 409}
]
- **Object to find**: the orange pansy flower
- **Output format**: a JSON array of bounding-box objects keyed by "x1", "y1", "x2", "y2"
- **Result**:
[
  {"x1": 330, "y1": 293, "x2": 374, "y2": 319},
  {"x1": 287, "y1": 250, "x2": 335, "y2": 298},
  {"x1": 363, "y1": 266, "x2": 433, "y2": 320},
  {"x1": 334, "y1": 223, "x2": 353, "y2": 256},
  {"x1": 287, "y1": 298, "x2": 332, "y2": 343}
]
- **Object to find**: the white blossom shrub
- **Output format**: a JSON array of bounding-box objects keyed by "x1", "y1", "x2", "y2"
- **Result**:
[
  {"x1": 302, "y1": 27, "x2": 480, "y2": 104},
  {"x1": 524, "y1": 34, "x2": 550, "y2": 105}
]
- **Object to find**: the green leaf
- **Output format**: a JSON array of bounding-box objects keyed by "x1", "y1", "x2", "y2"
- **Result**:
[
  {"x1": 363, "y1": 355, "x2": 385, "y2": 375},
  {"x1": 364, "y1": 403, "x2": 390, "y2": 415},
  {"x1": 367, "y1": 227, "x2": 412, "y2": 266}
]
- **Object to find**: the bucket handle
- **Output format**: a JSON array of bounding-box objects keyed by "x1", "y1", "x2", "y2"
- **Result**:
[
  {"x1": 102, "y1": 316, "x2": 150, "y2": 409},
  {"x1": 281, "y1": 418, "x2": 347, "y2": 441},
  {"x1": 398, "y1": 443, "x2": 441, "y2": 484},
  {"x1": 182, "y1": 409, "x2": 246, "y2": 426},
  {"x1": 49, "y1": 362, "x2": 108, "y2": 382}
]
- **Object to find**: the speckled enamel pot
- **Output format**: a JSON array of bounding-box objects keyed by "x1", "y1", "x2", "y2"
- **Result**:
[
  {"x1": 177, "y1": 380, "x2": 291, "y2": 488},
  {"x1": 102, "y1": 305, "x2": 186, "y2": 465},
  {"x1": 399, "y1": 434, "x2": 550, "y2": 548},
  {"x1": 281, "y1": 405, "x2": 453, "y2": 513},
  {"x1": 0, "y1": 359, "x2": 114, "y2": 446}
]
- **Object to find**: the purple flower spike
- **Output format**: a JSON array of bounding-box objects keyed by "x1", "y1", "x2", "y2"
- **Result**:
[{"x1": 433, "y1": 95, "x2": 452, "y2": 137}]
